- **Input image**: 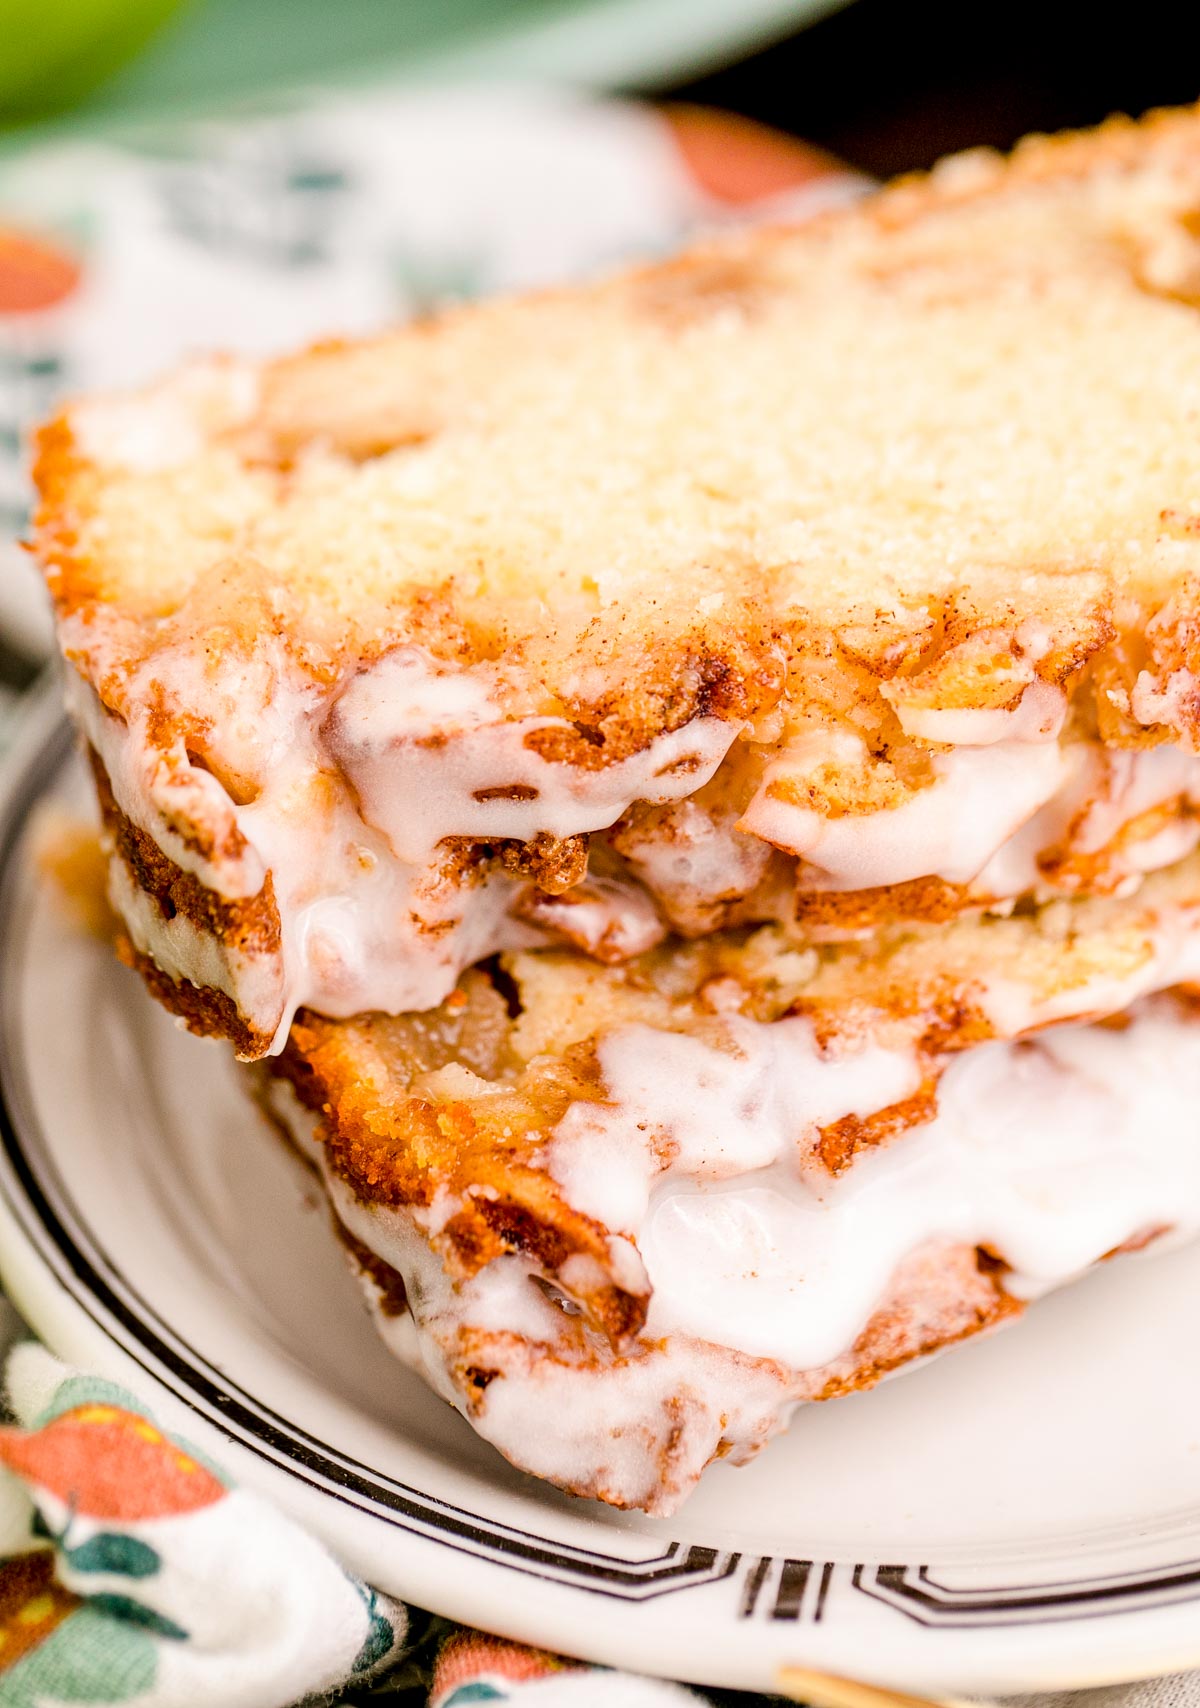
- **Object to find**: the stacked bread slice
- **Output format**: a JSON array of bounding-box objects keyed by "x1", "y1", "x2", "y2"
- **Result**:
[{"x1": 34, "y1": 102, "x2": 1200, "y2": 1512}]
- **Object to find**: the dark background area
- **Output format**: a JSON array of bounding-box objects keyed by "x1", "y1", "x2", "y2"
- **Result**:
[{"x1": 667, "y1": 0, "x2": 1194, "y2": 175}]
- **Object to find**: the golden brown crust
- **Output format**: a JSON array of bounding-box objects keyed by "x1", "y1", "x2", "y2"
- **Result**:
[
  {"x1": 32, "y1": 416, "x2": 97, "y2": 619},
  {"x1": 440, "y1": 831, "x2": 589, "y2": 896},
  {"x1": 808, "y1": 1248, "x2": 1021, "y2": 1403},
  {"x1": 814, "y1": 1076, "x2": 941, "y2": 1175},
  {"x1": 119, "y1": 939, "x2": 267, "y2": 1058},
  {"x1": 88, "y1": 744, "x2": 279, "y2": 1055},
  {"x1": 872, "y1": 102, "x2": 1200, "y2": 224},
  {"x1": 793, "y1": 877, "x2": 975, "y2": 933},
  {"x1": 89, "y1": 748, "x2": 280, "y2": 959},
  {"x1": 274, "y1": 984, "x2": 647, "y2": 1342}
]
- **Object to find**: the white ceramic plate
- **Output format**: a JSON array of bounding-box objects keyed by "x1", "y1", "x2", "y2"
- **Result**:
[{"x1": 5, "y1": 684, "x2": 1200, "y2": 1696}]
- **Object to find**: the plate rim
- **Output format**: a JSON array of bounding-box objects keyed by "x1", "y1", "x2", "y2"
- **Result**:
[{"x1": 5, "y1": 678, "x2": 1200, "y2": 1693}]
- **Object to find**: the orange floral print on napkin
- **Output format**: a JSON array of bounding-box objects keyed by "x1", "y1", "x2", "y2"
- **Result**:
[
  {"x1": 0, "y1": 1405, "x2": 226, "y2": 1521},
  {"x1": 432, "y1": 1630, "x2": 584, "y2": 1705},
  {"x1": 0, "y1": 230, "x2": 81, "y2": 315},
  {"x1": 662, "y1": 103, "x2": 849, "y2": 204}
]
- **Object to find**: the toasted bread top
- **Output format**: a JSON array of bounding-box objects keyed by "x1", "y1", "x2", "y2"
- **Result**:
[{"x1": 32, "y1": 104, "x2": 1200, "y2": 761}]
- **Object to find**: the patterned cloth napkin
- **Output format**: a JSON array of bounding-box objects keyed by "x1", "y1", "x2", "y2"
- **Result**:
[
  {"x1": 0, "y1": 1332, "x2": 737, "y2": 1705},
  {"x1": 0, "y1": 1341, "x2": 406, "y2": 1706},
  {"x1": 0, "y1": 85, "x2": 856, "y2": 1707}
]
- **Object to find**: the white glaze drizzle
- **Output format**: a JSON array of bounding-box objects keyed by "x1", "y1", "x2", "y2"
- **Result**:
[
  {"x1": 739, "y1": 732, "x2": 1072, "y2": 889},
  {"x1": 66, "y1": 616, "x2": 1200, "y2": 1049},
  {"x1": 739, "y1": 727, "x2": 1200, "y2": 900},
  {"x1": 545, "y1": 1000, "x2": 1200, "y2": 1366},
  {"x1": 635, "y1": 1006, "x2": 1193, "y2": 1366},
  {"x1": 329, "y1": 647, "x2": 735, "y2": 862},
  {"x1": 513, "y1": 876, "x2": 666, "y2": 962},
  {"x1": 1132, "y1": 667, "x2": 1200, "y2": 732},
  {"x1": 890, "y1": 678, "x2": 1067, "y2": 745},
  {"x1": 266, "y1": 998, "x2": 1200, "y2": 1510},
  {"x1": 68, "y1": 643, "x2": 735, "y2": 1050}
]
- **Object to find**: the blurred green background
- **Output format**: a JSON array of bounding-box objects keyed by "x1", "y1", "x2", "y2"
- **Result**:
[
  {"x1": 0, "y1": 0, "x2": 847, "y2": 132},
  {"x1": 0, "y1": 0, "x2": 181, "y2": 118},
  {"x1": 10, "y1": 1, "x2": 1196, "y2": 191}
]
